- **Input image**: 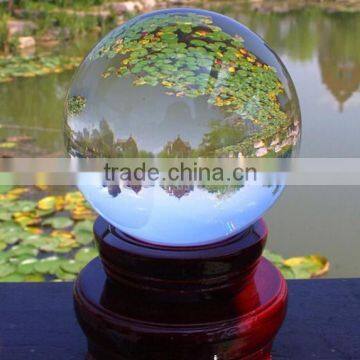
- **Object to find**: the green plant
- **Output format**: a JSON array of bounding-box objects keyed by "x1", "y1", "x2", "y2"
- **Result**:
[
  {"x1": 19, "y1": 0, "x2": 104, "y2": 10},
  {"x1": 93, "y1": 13, "x2": 293, "y2": 156},
  {"x1": 0, "y1": 55, "x2": 82, "y2": 83},
  {"x1": 0, "y1": 12, "x2": 9, "y2": 53},
  {"x1": 0, "y1": 187, "x2": 97, "y2": 282}
]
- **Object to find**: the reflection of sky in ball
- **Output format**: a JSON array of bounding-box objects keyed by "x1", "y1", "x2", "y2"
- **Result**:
[
  {"x1": 65, "y1": 8, "x2": 300, "y2": 246},
  {"x1": 79, "y1": 180, "x2": 282, "y2": 246}
]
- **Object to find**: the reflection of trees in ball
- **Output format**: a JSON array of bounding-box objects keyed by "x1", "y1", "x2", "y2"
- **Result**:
[
  {"x1": 89, "y1": 13, "x2": 295, "y2": 157},
  {"x1": 198, "y1": 119, "x2": 246, "y2": 157}
]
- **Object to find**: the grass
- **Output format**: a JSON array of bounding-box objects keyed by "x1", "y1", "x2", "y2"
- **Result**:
[{"x1": 0, "y1": 1, "x2": 117, "y2": 54}]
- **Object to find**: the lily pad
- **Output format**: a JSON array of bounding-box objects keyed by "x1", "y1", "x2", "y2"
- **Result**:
[
  {"x1": 43, "y1": 217, "x2": 74, "y2": 229},
  {"x1": 55, "y1": 268, "x2": 77, "y2": 281},
  {"x1": 61, "y1": 259, "x2": 84, "y2": 274},
  {"x1": 0, "y1": 263, "x2": 16, "y2": 278},
  {"x1": 0, "y1": 211, "x2": 12, "y2": 221},
  {"x1": 0, "y1": 222, "x2": 25, "y2": 244},
  {"x1": 9, "y1": 200, "x2": 37, "y2": 213},
  {"x1": 37, "y1": 196, "x2": 64, "y2": 212},
  {"x1": 8, "y1": 245, "x2": 38, "y2": 257},
  {"x1": 0, "y1": 273, "x2": 25, "y2": 282},
  {"x1": 75, "y1": 247, "x2": 98, "y2": 264},
  {"x1": 263, "y1": 249, "x2": 285, "y2": 266},
  {"x1": 73, "y1": 220, "x2": 94, "y2": 244},
  {"x1": 34, "y1": 256, "x2": 62, "y2": 274},
  {"x1": 17, "y1": 258, "x2": 38, "y2": 275},
  {"x1": 24, "y1": 274, "x2": 45, "y2": 282},
  {"x1": 0, "y1": 55, "x2": 81, "y2": 84},
  {"x1": 0, "y1": 185, "x2": 13, "y2": 194},
  {"x1": 284, "y1": 255, "x2": 329, "y2": 279},
  {"x1": 265, "y1": 250, "x2": 329, "y2": 279}
]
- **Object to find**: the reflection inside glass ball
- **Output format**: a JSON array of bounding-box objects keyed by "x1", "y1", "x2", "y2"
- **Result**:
[{"x1": 65, "y1": 9, "x2": 301, "y2": 246}]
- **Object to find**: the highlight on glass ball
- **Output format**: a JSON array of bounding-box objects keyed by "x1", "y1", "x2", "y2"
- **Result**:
[{"x1": 64, "y1": 8, "x2": 301, "y2": 246}]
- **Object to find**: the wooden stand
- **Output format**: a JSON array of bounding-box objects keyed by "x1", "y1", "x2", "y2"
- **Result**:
[{"x1": 74, "y1": 217, "x2": 288, "y2": 359}]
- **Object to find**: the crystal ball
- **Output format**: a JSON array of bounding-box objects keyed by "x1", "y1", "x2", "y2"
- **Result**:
[{"x1": 64, "y1": 9, "x2": 301, "y2": 246}]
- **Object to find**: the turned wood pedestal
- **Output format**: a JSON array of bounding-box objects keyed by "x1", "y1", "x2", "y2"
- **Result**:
[{"x1": 74, "y1": 217, "x2": 287, "y2": 359}]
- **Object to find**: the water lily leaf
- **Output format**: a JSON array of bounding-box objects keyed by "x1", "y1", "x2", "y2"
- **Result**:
[
  {"x1": 53, "y1": 246, "x2": 74, "y2": 254},
  {"x1": 278, "y1": 264, "x2": 296, "y2": 279},
  {"x1": 0, "y1": 263, "x2": 16, "y2": 278},
  {"x1": 71, "y1": 205, "x2": 95, "y2": 220},
  {"x1": 36, "y1": 208, "x2": 56, "y2": 217},
  {"x1": 13, "y1": 213, "x2": 41, "y2": 227},
  {"x1": 43, "y1": 217, "x2": 74, "y2": 229},
  {"x1": 8, "y1": 187, "x2": 30, "y2": 198},
  {"x1": 284, "y1": 255, "x2": 329, "y2": 279},
  {"x1": 73, "y1": 220, "x2": 94, "y2": 244},
  {"x1": 24, "y1": 274, "x2": 45, "y2": 282},
  {"x1": 9, "y1": 200, "x2": 37, "y2": 213},
  {"x1": 8, "y1": 245, "x2": 38, "y2": 257},
  {"x1": 64, "y1": 192, "x2": 84, "y2": 207},
  {"x1": 0, "y1": 211, "x2": 12, "y2": 221},
  {"x1": 263, "y1": 249, "x2": 285, "y2": 265},
  {"x1": 0, "y1": 55, "x2": 81, "y2": 84},
  {"x1": 55, "y1": 268, "x2": 76, "y2": 281},
  {"x1": 37, "y1": 236, "x2": 61, "y2": 252},
  {"x1": 74, "y1": 230, "x2": 94, "y2": 245},
  {"x1": 17, "y1": 258, "x2": 37, "y2": 275},
  {"x1": 61, "y1": 259, "x2": 83, "y2": 274},
  {"x1": 75, "y1": 247, "x2": 98, "y2": 264},
  {"x1": 0, "y1": 222, "x2": 25, "y2": 244},
  {"x1": 54, "y1": 233, "x2": 79, "y2": 251},
  {"x1": 51, "y1": 230, "x2": 73, "y2": 239},
  {"x1": 74, "y1": 220, "x2": 94, "y2": 232},
  {"x1": 0, "y1": 185, "x2": 13, "y2": 194},
  {"x1": 0, "y1": 252, "x2": 9, "y2": 265},
  {"x1": 37, "y1": 196, "x2": 56, "y2": 211},
  {"x1": 34, "y1": 256, "x2": 61, "y2": 274},
  {"x1": 22, "y1": 233, "x2": 46, "y2": 247},
  {"x1": 0, "y1": 273, "x2": 25, "y2": 282}
]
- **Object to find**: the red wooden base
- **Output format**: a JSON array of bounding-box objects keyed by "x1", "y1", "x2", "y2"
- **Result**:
[{"x1": 74, "y1": 217, "x2": 287, "y2": 359}]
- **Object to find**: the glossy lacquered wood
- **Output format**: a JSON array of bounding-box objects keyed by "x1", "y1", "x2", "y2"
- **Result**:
[{"x1": 74, "y1": 217, "x2": 288, "y2": 359}]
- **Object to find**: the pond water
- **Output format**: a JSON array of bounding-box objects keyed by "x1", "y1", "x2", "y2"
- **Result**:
[{"x1": 0, "y1": 8, "x2": 359, "y2": 276}]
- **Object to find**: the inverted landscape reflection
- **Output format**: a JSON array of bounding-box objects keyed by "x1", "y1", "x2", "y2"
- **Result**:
[{"x1": 65, "y1": 9, "x2": 300, "y2": 246}]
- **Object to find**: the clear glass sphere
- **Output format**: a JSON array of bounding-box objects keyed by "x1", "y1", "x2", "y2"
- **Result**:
[{"x1": 64, "y1": 9, "x2": 301, "y2": 247}]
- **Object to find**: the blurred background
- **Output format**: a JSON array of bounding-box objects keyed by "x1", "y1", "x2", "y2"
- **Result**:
[{"x1": 0, "y1": 0, "x2": 359, "y2": 281}]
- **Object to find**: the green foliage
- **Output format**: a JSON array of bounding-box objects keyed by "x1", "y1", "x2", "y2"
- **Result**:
[
  {"x1": 0, "y1": 187, "x2": 98, "y2": 282},
  {"x1": 198, "y1": 120, "x2": 246, "y2": 156},
  {"x1": 0, "y1": 55, "x2": 81, "y2": 83},
  {"x1": 37, "y1": 11, "x2": 100, "y2": 38},
  {"x1": 0, "y1": 186, "x2": 329, "y2": 282},
  {"x1": 93, "y1": 13, "x2": 292, "y2": 156},
  {"x1": 0, "y1": 12, "x2": 9, "y2": 52},
  {"x1": 19, "y1": 0, "x2": 104, "y2": 10},
  {"x1": 68, "y1": 95, "x2": 87, "y2": 116},
  {"x1": 13, "y1": 1, "x2": 116, "y2": 41},
  {"x1": 263, "y1": 249, "x2": 329, "y2": 279},
  {"x1": 42, "y1": 216, "x2": 74, "y2": 229}
]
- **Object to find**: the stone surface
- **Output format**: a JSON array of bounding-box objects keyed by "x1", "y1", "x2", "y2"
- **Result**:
[
  {"x1": 17, "y1": 36, "x2": 36, "y2": 49},
  {"x1": 108, "y1": 1, "x2": 145, "y2": 14},
  {"x1": 7, "y1": 20, "x2": 37, "y2": 37},
  {"x1": 142, "y1": 0, "x2": 157, "y2": 9}
]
